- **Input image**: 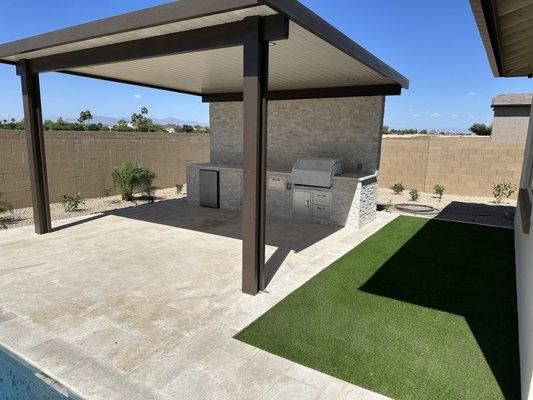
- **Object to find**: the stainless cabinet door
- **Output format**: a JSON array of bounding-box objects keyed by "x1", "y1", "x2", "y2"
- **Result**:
[
  {"x1": 199, "y1": 169, "x2": 219, "y2": 208},
  {"x1": 294, "y1": 190, "x2": 311, "y2": 217}
]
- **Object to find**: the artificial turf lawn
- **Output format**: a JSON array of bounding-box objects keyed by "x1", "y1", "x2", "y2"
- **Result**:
[{"x1": 235, "y1": 216, "x2": 520, "y2": 400}]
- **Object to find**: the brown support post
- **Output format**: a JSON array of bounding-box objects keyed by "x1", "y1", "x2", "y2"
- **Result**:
[
  {"x1": 17, "y1": 60, "x2": 52, "y2": 234},
  {"x1": 242, "y1": 17, "x2": 269, "y2": 295}
]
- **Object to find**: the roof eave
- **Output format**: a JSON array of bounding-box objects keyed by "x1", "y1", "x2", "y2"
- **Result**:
[{"x1": 469, "y1": 0, "x2": 504, "y2": 77}]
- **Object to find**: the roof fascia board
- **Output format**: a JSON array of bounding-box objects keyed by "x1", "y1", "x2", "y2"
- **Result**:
[
  {"x1": 261, "y1": 0, "x2": 409, "y2": 89},
  {"x1": 202, "y1": 83, "x2": 402, "y2": 102},
  {"x1": 0, "y1": 0, "x2": 261, "y2": 59},
  {"x1": 470, "y1": 0, "x2": 504, "y2": 76}
]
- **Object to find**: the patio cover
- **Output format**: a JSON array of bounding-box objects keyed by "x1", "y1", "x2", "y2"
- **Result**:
[
  {"x1": 0, "y1": 0, "x2": 408, "y2": 98},
  {"x1": 0, "y1": 0, "x2": 408, "y2": 295}
]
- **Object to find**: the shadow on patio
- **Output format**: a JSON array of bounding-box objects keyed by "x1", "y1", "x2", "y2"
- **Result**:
[
  {"x1": 53, "y1": 198, "x2": 342, "y2": 287},
  {"x1": 435, "y1": 201, "x2": 515, "y2": 228}
]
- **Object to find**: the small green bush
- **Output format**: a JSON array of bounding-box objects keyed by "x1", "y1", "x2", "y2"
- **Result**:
[
  {"x1": 433, "y1": 184, "x2": 446, "y2": 202},
  {"x1": 176, "y1": 183, "x2": 184, "y2": 195},
  {"x1": 62, "y1": 193, "x2": 84, "y2": 212},
  {"x1": 409, "y1": 188, "x2": 420, "y2": 202},
  {"x1": 391, "y1": 183, "x2": 405, "y2": 195},
  {"x1": 112, "y1": 161, "x2": 156, "y2": 201},
  {"x1": 101, "y1": 187, "x2": 114, "y2": 198},
  {"x1": 0, "y1": 192, "x2": 13, "y2": 229},
  {"x1": 384, "y1": 201, "x2": 394, "y2": 212},
  {"x1": 492, "y1": 182, "x2": 516, "y2": 204}
]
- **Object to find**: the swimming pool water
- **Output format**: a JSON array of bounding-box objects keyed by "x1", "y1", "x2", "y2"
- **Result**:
[{"x1": 0, "y1": 348, "x2": 78, "y2": 400}]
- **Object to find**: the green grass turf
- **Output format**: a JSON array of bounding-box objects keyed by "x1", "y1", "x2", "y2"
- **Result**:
[{"x1": 235, "y1": 216, "x2": 520, "y2": 400}]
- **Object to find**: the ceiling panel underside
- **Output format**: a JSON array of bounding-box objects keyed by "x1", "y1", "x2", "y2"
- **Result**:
[
  {"x1": 65, "y1": 22, "x2": 393, "y2": 94},
  {"x1": 497, "y1": 0, "x2": 533, "y2": 76}
]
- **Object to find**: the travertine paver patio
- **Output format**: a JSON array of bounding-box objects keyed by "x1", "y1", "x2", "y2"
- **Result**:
[{"x1": 0, "y1": 199, "x2": 396, "y2": 400}]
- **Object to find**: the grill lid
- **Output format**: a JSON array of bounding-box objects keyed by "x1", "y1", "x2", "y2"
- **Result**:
[{"x1": 292, "y1": 158, "x2": 343, "y2": 188}]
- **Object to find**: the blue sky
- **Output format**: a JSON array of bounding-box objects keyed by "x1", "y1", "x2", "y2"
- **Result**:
[{"x1": 0, "y1": 0, "x2": 531, "y2": 130}]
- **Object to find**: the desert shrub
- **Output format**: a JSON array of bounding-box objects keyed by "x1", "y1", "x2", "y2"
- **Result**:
[
  {"x1": 409, "y1": 188, "x2": 420, "y2": 202},
  {"x1": 391, "y1": 182, "x2": 405, "y2": 195},
  {"x1": 433, "y1": 184, "x2": 446, "y2": 202},
  {"x1": 176, "y1": 184, "x2": 184, "y2": 195},
  {"x1": 384, "y1": 201, "x2": 394, "y2": 212},
  {"x1": 492, "y1": 182, "x2": 516, "y2": 204},
  {"x1": 62, "y1": 193, "x2": 84, "y2": 212},
  {"x1": 101, "y1": 187, "x2": 114, "y2": 198},
  {"x1": 112, "y1": 161, "x2": 156, "y2": 201},
  {"x1": 0, "y1": 192, "x2": 13, "y2": 229}
]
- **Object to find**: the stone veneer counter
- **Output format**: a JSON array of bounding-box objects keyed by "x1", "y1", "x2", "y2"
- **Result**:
[{"x1": 187, "y1": 163, "x2": 378, "y2": 228}]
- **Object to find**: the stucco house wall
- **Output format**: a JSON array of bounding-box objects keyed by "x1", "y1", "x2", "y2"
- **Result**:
[
  {"x1": 492, "y1": 106, "x2": 531, "y2": 142},
  {"x1": 515, "y1": 103, "x2": 533, "y2": 400},
  {"x1": 209, "y1": 96, "x2": 385, "y2": 174},
  {"x1": 491, "y1": 94, "x2": 532, "y2": 143}
]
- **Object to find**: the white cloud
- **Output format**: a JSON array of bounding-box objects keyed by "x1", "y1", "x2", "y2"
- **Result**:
[
  {"x1": 431, "y1": 113, "x2": 441, "y2": 117},
  {"x1": 407, "y1": 108, "x2": 413, "y2": 112},
  {"x1": 452, "y1": 114, "x2": 459, "y2": 117},
  {"x1": 468, "y1": 92, "x2": 477, "y2": 96},
  {"x1": 413, "y1": 114, "x2": 420, "y2": 117},
  {"x1": 133, "y1": 94, "x2": 141, "y2": 99}
]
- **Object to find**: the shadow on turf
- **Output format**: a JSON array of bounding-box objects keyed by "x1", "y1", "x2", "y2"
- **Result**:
[{"x1": 360, "y1": 219, "x2": 520, "y2": 400}]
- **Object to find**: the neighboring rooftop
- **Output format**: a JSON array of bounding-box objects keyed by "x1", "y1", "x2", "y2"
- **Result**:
[{"x1": 492, "y1": 93, "x2": 533, "y2": 107}]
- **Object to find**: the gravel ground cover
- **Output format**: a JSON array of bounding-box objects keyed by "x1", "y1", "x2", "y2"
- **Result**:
[{"x1": 0, "y1": 187, "x2": 184, "y2": 229}]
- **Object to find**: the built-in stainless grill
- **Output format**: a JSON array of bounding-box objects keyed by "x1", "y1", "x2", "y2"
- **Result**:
[{"x1": 291, "y1": 158, "x2": 343, "y2": 188}]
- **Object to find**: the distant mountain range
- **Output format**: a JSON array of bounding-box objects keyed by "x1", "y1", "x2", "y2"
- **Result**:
[{"x1": 48, "y1": 115, "x2": 208, "y2": 127}]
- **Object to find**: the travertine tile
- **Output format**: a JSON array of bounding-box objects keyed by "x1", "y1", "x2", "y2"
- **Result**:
[{"x1": 0, "y1": 204, "x2": 397, "y2": 400}]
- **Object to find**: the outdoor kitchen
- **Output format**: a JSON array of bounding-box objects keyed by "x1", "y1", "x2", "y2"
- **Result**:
[{"x1": 187, "y1": 96, "x2": 384, "y2": 228}]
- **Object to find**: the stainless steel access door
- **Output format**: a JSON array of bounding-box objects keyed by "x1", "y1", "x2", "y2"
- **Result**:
[
  {"x1": 293, "y1": 190, "x2": 311, "y2": 217},
  {"x1": 199, "y1": 169, "x2": 220, "y2": 208}
]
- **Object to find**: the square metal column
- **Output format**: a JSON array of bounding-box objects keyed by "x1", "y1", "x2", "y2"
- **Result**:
[
  {"x1": 17, "y1": 60, "x2": 52, "y2": 234},
  {"x1": 242, "y1": 17, "x2": 269, "y2": 295}
]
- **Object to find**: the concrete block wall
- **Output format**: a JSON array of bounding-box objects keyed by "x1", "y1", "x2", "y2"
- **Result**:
[
  {"x1": 379, "y1": 136, "x2": 525, "y2": 198},
  {"x1": 0, "y1": 130, "x2": 210, "y2": 208},
  {"x1": 210, "y1": 96, "x2": 385, "y2": 174}
]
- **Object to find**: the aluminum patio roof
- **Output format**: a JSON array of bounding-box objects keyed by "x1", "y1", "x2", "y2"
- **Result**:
[{"x1": 0, "y1": 0, "x2": 409, "y2": 100}]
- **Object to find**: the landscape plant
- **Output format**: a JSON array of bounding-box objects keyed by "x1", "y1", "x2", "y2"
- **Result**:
[
  {"x1": 112, "y1": 161, "x2": 156, "y2": 201},
  {"x1": 176, "y1": 184, "x2": 184, "y2": 195},
  {"x1": 492, "y1": 182, "x2": 517, "y2": 204},
  {"x1": 62, "y1": 193, "x2": 85, "y2": 212},
  {"x1": 409, "y1": 188, "x2": 420, "y2": 202},
  {"x1": 391, "y1": 182, "x2": 405, "y2": 195},
  {"x1": 433, "y1": 184, "x2": 446, "y2": 202},
  {"x1": 100, "y1": 187, "x2": 114, "y2": 198},
  {"x1": 384, "y1": 201, "x2": 394, "y2": 212},
  {"x1": 0, "y1": 192, "x2": 13, "y2": 229}
]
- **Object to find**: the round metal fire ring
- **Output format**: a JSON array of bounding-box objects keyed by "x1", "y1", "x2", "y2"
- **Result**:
[{"x1": 395, "y1": 203, "x2": 439, "y2": 215}]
